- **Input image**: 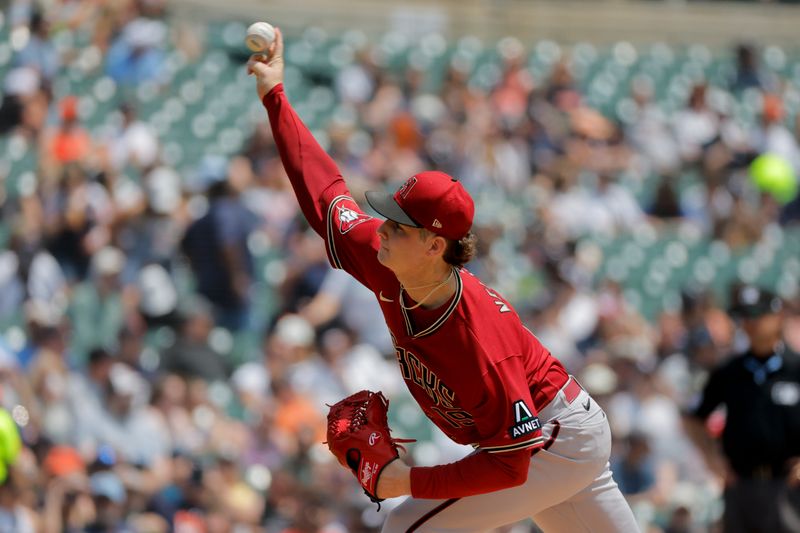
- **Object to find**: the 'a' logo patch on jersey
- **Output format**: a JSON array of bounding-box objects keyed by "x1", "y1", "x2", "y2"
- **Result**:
[
  {"x1": 508, "y1": 400, "x2": 541, "y2": 439},
  {"x1": 336, "y1": 204, "x2": 371, "y2": 234}
]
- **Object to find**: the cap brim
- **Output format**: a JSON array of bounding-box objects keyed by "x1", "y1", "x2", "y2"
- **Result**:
[
  {"x1": 365, "y1": 191, "x2": 421, "y2": 227},
  {"x1": 732, "y1": 301, "x2": 782, "y2": 319}
]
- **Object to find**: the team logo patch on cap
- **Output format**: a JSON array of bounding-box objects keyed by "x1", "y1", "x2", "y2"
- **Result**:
[
  {"x1": 397, "y1": 176, "x2": 418, "y2": 199},
  {"x1": 336, "y1": 204, "x2": 371, "y2": 234},
  {"x1": 508, "y1": 400, "x2": 541, "y2": 439}
]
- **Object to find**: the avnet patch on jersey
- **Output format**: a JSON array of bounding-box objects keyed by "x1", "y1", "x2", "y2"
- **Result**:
[
  {"x1": 335, "y1": 200, "x2": 371, "y2": 234},
  {"x1": 508, "y1": 400, "x2": 541, "y2": 439}
]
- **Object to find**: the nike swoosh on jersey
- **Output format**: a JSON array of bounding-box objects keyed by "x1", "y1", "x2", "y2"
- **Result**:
[
  {"x1": 582, "y1": 398, "x2": 591, "y2": 411},
  {"x1": 379, "y1": 292, "x2": 394, "y2": 302}
]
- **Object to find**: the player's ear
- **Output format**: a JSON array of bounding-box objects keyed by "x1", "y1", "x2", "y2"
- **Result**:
[{"x1": 427, "y1": 235, "x2": 447, "y2": 257}]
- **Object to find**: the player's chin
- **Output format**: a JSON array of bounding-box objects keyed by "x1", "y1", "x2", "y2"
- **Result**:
[{"x1": 377, "y1": 248, "x2": 391, "y2": 267}]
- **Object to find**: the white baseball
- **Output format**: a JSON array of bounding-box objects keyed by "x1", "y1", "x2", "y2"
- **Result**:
[{"x1": 245, "y1": 22, "x2": 275, "y2": 53}]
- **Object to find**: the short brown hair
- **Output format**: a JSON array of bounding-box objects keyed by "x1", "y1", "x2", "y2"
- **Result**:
[
  {"x1": 419, "y1": 228, "x2": 477, "y2": 267},
  {"x1": 443, "y1": 232, "x2": 477, "y2": 267}
]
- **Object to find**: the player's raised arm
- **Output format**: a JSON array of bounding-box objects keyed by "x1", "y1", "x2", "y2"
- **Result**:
[{"x1": 248, "y1": 26, "x2": 349, "y2": 236}]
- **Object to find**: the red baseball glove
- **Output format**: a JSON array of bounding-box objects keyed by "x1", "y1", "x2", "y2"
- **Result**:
[{"x1": 325, "y1": 390, "x2": 413, "y2": 507}]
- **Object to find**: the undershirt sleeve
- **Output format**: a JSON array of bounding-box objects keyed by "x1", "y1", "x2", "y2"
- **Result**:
[{"x1": 409, "y1": 448, "x2": 531, "y2": 499}]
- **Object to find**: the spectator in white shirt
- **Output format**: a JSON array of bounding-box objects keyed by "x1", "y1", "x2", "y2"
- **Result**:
[{"x1": 673, "y1": 84, "x2": 720, "y2": 165}]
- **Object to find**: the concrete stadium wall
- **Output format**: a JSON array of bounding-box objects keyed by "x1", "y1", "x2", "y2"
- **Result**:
[{"x1": 170, "y1": 0, "x2": 800, "y2": 48}]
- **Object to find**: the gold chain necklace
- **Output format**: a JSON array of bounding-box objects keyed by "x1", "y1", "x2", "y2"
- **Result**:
[{"x1": 400, "y1": 269, "x2": 454, "y2": 310}]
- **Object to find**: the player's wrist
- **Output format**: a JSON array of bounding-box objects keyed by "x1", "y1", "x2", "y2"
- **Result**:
[
  {"x1": 376, "y1": 459, "x2": 411, "y2": 499},
  {"x1": 261, "y1": 82, "x2": 285, "y2": 107}
]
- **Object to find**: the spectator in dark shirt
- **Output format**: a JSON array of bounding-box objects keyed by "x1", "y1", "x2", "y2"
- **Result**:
[
  {"x1": 730, "y1": 43, "x2": 776, "y2": 94},
  {"x1": 181, "y1": 156, "x2": 258, "y2": 331}
]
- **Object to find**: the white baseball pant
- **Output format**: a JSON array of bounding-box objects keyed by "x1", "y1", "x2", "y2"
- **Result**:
[{"x1": 382, "y1": 377, "x2": 640, "y2": 532}]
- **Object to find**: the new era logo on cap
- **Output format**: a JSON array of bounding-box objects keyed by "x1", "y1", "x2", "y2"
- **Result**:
[{"x1": 365, "y1": 171, "x2": 475, "y2": 241}]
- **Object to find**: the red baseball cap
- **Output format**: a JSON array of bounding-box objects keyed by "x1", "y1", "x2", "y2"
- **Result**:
[{"x1": 365, "y1": 171, "x2": 474, "y2": 241}]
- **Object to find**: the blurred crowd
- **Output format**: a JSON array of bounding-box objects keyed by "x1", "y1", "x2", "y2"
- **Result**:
[{"x1": 1, "y1": 0, "x2": 800, "y2": 532}]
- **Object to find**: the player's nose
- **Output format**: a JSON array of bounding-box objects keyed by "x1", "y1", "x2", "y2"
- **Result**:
[{"x1": 377, "y1": 220, "x2": 389, "y2": 240}]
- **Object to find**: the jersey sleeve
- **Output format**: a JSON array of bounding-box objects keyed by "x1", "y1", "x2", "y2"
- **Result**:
[
  {"x1": 262, "y1": 84, "x2": 389, "y2": 289},
  {"x1": 323, "y1": 195, "x2": 388, "y2": 289}
]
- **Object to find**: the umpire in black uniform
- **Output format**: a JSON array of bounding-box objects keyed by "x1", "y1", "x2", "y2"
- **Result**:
[{"x1": 685, "y1": 285, "x2": 800, "y2": 532}]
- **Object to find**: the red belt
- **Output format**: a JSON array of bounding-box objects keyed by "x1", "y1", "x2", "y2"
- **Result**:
[
  {"x1": 536, "y1": 375, "x2": 583, "y2": 410},
  {"x1": 531, "y1": 376, "x2": 583, "y2": 456},
  {"x1": 563, "y1": 375, "x2": 583, "y2": 404}
]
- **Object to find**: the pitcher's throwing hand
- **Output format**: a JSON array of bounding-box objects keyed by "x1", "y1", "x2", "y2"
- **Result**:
[{"x1": 247, "y1": 25, "x2": 283, "y2": 99}]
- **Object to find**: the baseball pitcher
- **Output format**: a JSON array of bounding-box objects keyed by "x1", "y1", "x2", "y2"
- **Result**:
[{"x1": 248, "y1": 28, "x2": 639, "y2": 532}]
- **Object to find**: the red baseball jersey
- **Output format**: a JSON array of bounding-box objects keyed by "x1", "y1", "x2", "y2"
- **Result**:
[{"x1": 263, "y1": 84, "x2": 570, "y2": 499}]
